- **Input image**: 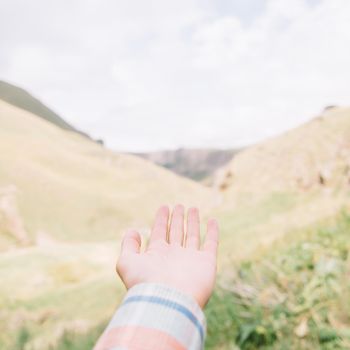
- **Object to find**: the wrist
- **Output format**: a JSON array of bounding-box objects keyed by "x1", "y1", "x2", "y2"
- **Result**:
[
  {"x1": 123, "y1": 283, "x2": 206, "y2": 345},
  {"x1": 126, "y1": 282, "x2": 204, "y2": 309},
  {"x1": 126, "y1": 281, "x2": 207, "y2": 309}
]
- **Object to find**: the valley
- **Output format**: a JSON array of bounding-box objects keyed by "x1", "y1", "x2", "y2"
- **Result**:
[{"x1": 0, "y1": 83, "x2": 349, "y2": 349}]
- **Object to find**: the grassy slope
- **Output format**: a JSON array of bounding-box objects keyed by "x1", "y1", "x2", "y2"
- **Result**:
[
  {"x1": 217, "y1": 107, "x2": 350, "y2": 195},
  {"x1": 206, "y1": 211, "x2": 350, "y2": 350},
  {"x1": 0, "y1": 100, "x2": 214, "y2": 247},
  {"x1": 0, "y1": 99, "x2": 215, "y2": 349},
  {"x1": 205, "y1": 108, "x2": 350, "y2": 349},
  {"x1": 0, "y1": 243, "x2": 122, "y2": 350},
  {"x1": 214, "y1": 107, "x2": 350, "y2": 266}
]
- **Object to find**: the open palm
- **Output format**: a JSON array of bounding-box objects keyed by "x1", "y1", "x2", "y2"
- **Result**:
[{"x1": 116, "y1": 205, "x2": 219, "y2": 308}]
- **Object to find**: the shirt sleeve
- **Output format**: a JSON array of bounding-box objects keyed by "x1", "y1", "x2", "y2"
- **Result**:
[{"x1": 94, "y1": 283, "x2": 206, "y2": 350}]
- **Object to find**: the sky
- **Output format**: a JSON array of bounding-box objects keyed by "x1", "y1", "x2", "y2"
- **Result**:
[{"x1": 0, "y1": 0, "x2": 350, "y2": 151}]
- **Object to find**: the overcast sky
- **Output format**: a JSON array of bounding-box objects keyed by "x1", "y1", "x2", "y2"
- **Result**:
[{"x1": 1, "y1": 0, "x2": 349, "y2": 151}]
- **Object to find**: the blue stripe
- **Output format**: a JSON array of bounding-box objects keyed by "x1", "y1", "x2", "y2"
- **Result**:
[{"x1": 123, "y1": 295, "x2": 204, "y2": 341}]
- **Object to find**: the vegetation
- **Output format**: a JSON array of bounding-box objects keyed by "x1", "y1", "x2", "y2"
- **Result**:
[
  {"x1": 51, "y1": 323, "x2": 106, "y2": 350},
  {"x1": 205, "y1": 211, "x2": 350, "y2": 349},
  {"x1": 8, "y1": 322, "x2": 106, "y2": 350}
]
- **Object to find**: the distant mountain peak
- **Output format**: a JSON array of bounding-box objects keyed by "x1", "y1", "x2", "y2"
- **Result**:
[{"x1": 134, "y1": 148, "x2": 239, "y2": 182}]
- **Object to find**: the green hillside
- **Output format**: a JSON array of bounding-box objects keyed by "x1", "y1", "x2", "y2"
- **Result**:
[{"x1": 0, "y1": 80, "x2": 87, "y2": 137}]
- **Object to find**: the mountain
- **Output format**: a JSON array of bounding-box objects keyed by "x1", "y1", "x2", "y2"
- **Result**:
[
  {"x1": 0, "y1": 80, "x2": 90, "y2": 138},
  {"x1": 135, "y1": 148, "x2": 238, "y2": 181}
]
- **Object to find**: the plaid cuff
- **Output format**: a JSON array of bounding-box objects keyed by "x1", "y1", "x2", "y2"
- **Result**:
[{"x1": 95, "y1": 283, "x2": 206, "y2": 350}]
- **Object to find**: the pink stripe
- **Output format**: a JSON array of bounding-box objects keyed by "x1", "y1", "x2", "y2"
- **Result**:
[{"x1": 94, "y1": 326, "x2": 186, "y2": 350}]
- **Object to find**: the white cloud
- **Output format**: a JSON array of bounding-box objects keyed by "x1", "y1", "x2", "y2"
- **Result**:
[{"x1": 0, "y1": 0, "x2": 349, "y2": 151}]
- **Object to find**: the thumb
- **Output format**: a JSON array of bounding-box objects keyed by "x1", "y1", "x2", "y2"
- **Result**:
[{"x1": 121, "y1": 229, "x2": 141, "y2": 255}]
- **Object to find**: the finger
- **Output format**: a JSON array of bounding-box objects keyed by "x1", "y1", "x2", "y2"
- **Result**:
[
  {"x1": 169, "y1": 204, "x2": 185, "y2": 245},
  {"x1": 121, "y1": 229, "x2": 141, "y2": 255},
  {"x1": 186, "y1": 207, "x2": 200, "y2": 249},
  {"x1": 149, "y1": 205, "x2": 169, "y2": 244},
  {"x1": 202, "y1": 219, "x2": 219, "y2": 255}
]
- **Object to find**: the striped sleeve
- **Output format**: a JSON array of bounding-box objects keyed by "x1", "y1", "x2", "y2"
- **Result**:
[{"x1": 94, "y1": 283, "x2": 206, "y2": 350}]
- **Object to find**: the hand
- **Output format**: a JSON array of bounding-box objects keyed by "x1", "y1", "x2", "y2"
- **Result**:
[{"x1": 116, "y1": 205, "x2": 219, "y2": 308}]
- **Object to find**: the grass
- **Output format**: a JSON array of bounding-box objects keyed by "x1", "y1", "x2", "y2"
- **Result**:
[
  {"x1": 216, "y1": 189, "x2": 348, "y2": 265},
  {"x1": 217, "y1": 191, "x2": 298, "y2": 236},
  {"x1": 205, "y1": 211, "x2": 350, "y2": 349},
  {"x1": 0, "y1": 276, "x2": 121, "y2": 350},
  {"x1": 9, "y1": 322, "x2": 107, "y2": 350},
  {"x1": 0, "y1": 241, "x2": 124, "y2": 350},
  {"x1": 52, "y1": 323, "x2": 107, "y2": 350}
]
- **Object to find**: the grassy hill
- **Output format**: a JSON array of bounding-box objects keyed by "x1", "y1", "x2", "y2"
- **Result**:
[
  {"x1": 0, "y1": 80, "x2": 88, "y2": 137},
  {"x1": 0, "y1": 99, "x2": 214, "y2": 249},
  {"x1": 216, "y1": 107, "x2": 350, "y2": 195},
  {"x1": 0, "y1": 99, "x2": 215, "y2": 349},
  {"x1": 212, "y1": 108, "x2": 350, "y2": 263}
]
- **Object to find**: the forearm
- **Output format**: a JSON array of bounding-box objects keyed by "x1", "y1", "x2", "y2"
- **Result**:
[{"x1": 94, "y1": 283, "x2": 206, "y2": 350}]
